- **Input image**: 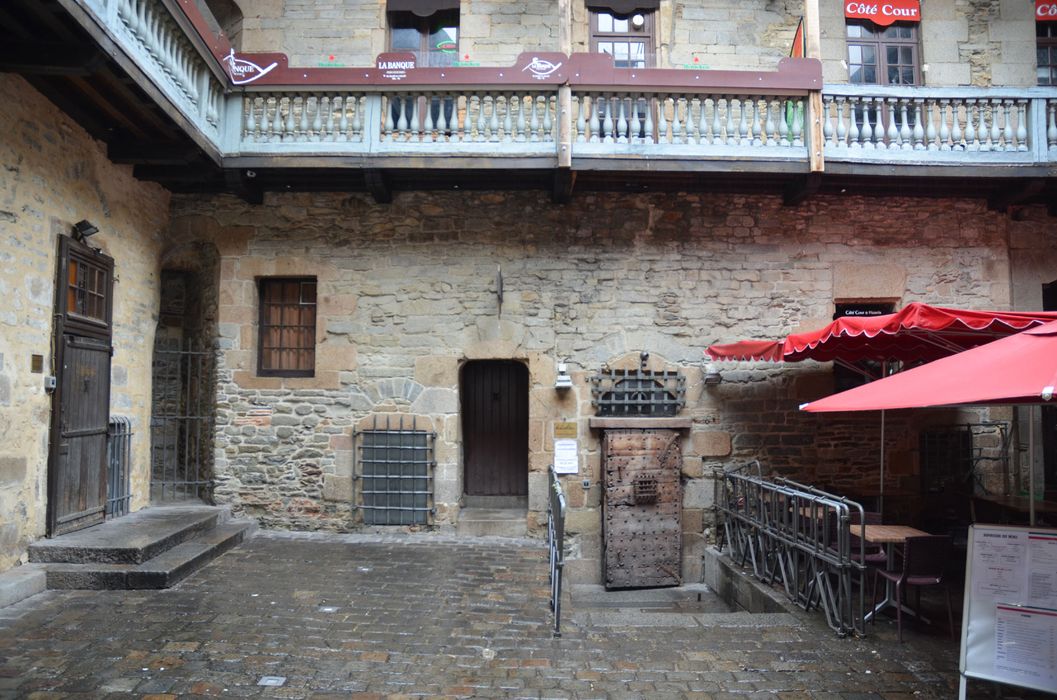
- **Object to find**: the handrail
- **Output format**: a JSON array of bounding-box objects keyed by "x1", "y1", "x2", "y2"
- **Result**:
[{"x1": 547, "y1": 466, "x2": 567, "y2": 638}]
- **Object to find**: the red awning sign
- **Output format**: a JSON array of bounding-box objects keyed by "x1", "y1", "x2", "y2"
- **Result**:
[
  {"x1": 845, "y1": 0, "x2": 921, "y2": 26},
  {"x1": 1039, "y1": 0, "x2": 1057, "y2": 21}
]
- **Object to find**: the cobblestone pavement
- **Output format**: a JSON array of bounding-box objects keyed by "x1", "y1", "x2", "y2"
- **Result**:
[{"x1": 0, "y1": 531, "x2": 1045, "y2": 699}]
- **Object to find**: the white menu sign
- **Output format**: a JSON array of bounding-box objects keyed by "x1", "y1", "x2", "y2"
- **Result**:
[{"x1": 959, "y1": 525, "x2": 1057, "y2": 698}]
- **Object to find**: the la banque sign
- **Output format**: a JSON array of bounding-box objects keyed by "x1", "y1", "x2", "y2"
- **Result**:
[
  {"x1": 1038, "y1": 0, "x2": 1057, "y2": 21},
  {"x1": 844, "y1": 0, "x2": 921, "y2": 26}
]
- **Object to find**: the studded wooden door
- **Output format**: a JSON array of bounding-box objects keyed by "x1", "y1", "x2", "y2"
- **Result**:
[{"x1": 602, "y1": 429, "x2": 682, "y2": 589}]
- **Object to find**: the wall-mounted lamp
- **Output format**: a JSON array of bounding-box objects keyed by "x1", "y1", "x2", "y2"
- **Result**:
[
  {"x1": 555, "y1": 362, "x2": 573, "y2": 390},
  {"x1": 703, "y1": 362, "x2": 722, "y2": 386},
  {"x1": 72, "y1": 220, "x2": 99, "y2": 242},
  {"x1": 631, "y1": 13, "x2": 646, "y2": 28}
]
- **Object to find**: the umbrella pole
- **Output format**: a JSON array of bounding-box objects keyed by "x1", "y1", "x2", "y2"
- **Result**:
[
  {"x1": 880, "y1": 409, "x2": 885, "y2": 520},
  {"x1": 1030, "y1": 406, "x2": 1037, "y2": 527}
]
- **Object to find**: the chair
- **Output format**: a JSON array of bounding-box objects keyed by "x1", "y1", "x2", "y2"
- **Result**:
[
  {"x1": 874, "y1": 535, "x2": 954, "y2": 642},
  {"x1": 849, "y1": 512, "x2": 886, "y2": 601}
]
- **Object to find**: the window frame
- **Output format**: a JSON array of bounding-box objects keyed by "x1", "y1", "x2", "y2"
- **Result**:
[
  {"x1": 589, "y1": 8, "x2": 656, "y2": 68},
  {"x1": 1039, "y1": 22, "x2": 1057, "y2": 86},
  {"x1": 846, "y1": 20, "x2": 922, "y2": 86},
  {"x1": 257, "y1": 277, "x2": 318, "y2": 378},
  {"x1": 387, "y1": 8, "x2": 459, "y2": 67}
]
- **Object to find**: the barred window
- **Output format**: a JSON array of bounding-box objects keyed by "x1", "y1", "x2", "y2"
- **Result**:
[{"x1": 258, "y1": 278, "x2": 316, "y2": 377}]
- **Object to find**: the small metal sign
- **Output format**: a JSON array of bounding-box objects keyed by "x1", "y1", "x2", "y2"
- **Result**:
[{"x1": 554, "y1": 422, "x2": 577, "y2": 439}]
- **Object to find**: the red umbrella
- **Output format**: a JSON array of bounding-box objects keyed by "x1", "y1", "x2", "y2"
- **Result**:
[
  {"x1": 801, "y1": 320, "x2": 1057, "y2": 525},
  {"x1": 707, "y1": 303, "x2": 1057, "y2": 365},
  {"x1": 800, "y1": 320, "x2": 1057, "y2": 412}
]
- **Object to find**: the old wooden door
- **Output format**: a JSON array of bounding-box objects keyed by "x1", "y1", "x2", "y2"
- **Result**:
[
  {"x1": 603, "y1": 429, "x2": 683, "y2": 589},
  {"x1": 461, "y1": 361, "x2": 528, "y2": 497},
  {"x1": 48, "y1": 236, "x2": 114, "y2": 536}
]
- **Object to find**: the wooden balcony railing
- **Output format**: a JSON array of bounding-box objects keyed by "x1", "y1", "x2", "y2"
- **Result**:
[{"x1": 67, "y1": 0, "x2": 1057, "y2": 175}]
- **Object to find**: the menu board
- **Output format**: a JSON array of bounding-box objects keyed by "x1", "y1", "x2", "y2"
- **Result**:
[{"x1": 959, "y1": 525, "x2": 1057, "y2": 697}]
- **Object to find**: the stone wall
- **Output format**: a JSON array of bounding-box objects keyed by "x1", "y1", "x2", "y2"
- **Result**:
[
  {"x1": 169, "y1": 188, "x2": 1056, "y2": 583},
  {"x1": 232, "y1": 0, "x2": 1042, "y2": 85},
  {"x1": 0, "y1": 74, "x2": 170, "y2": 573}
]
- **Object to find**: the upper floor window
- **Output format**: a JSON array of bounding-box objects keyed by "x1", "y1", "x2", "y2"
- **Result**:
[
  {"x1": 847, "y1": 21, "x2": 920, "y2": 85},
  {"x1": 1040, "y1": 22, "x2": 1057, "y2": 86},
  {"x1": 258, "y1": 277, "x2": 316, "y2": 377},
  {"x1": 387, "y1": 0, "x2": 458, "y2": 68},
  {"x1": 589, "y1": 2, "x2": 657, "y2": 67}
]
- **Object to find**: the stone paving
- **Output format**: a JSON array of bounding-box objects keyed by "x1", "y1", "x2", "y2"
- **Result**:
[{"x1": 0, "y1": 531, "x2": 1047, "y2": 699}]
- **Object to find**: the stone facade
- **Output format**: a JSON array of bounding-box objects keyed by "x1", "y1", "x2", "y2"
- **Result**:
[
  {"x1": 234, "y1": 0, "x2": 1042, "y2": 87},
  {"x1": 168, "y1": 188, "x2": 1057, "y2": 583},
  {"x1": 0, "y1": 74, "x2": 170, "y2": 573}
]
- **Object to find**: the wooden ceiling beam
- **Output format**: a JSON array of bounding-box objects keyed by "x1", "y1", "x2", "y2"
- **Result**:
[{"x1": 0, "y1": 40, "x2": 102, "y2": 75}]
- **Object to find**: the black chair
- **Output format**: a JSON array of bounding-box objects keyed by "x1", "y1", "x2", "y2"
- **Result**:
[{"x1": 874, "y1": 535, "x2": 954, "y2": 642}]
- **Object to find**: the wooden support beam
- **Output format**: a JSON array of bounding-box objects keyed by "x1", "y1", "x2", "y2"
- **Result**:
[
  {"x1": 224, "y1": 169, "x2": 264, "y2": 205},
  {"x1": 0, "y1": 40, "x2": 102, "y2": 75},
  {"x1": 987, "y1": 178, "x2": 1046, "y2": 212},
  {"x1": 552, "y1": 169, "x2": 576, "y2": 204},
  {"x1": 783, "y1": 173, "x2": 822, "y2": 206},
  {"x1": 108, "y1": 141, "x2": 199, "y2": 166},
  {"x1": 364, "y1": 169, "x2": 392, "y2": 204},
  {"x1": 803, "y1": 0, "x2": 825, "y2": 173}
]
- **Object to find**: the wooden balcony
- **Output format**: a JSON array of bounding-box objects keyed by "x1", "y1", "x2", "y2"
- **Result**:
[{"x1": 3, "y1": 0, "x2": 1055, "y2": 208}]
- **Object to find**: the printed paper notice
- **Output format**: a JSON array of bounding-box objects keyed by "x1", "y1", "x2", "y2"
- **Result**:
[
  {"x1": 1028, "y1": 533, "x2": 1057, "y2": 609},
  {"x1": 553, "y1": 438, "x2": 578, "y2": 474},
  {"x1": 994, "y1": 605, "x2": 1057, "y2": 689},
  {"x1": 975, "y1": 531, "x2": 1027, "y2": 600}
]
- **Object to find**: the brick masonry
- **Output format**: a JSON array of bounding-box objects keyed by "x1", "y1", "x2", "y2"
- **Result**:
[
  {"x1": 170, "y1": 188, "x2": 1057, "y2": 584},
  {"x1": 0, "y1": 74, "x2": 170, "y2": 572}
]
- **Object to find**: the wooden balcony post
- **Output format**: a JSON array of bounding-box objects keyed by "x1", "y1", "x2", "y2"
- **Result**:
[{"x1": 804, "y1": 0, "x2": 825, "y2": 172}]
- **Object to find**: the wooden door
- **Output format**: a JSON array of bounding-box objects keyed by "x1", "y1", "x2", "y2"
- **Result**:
[
  {"x1": 461, "y1": 361, "x2": 528, "y2": 497},
  {"x1": 602, "y1": 429, "x2": 683, "y2": 589},
  {"x1": 48, "y1": 236, "x2": 114, "y2": 536}
]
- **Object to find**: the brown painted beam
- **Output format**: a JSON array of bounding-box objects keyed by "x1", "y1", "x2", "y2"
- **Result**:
[{"x1": 0, "y1": 40, "x2": 102, "y2": 75}]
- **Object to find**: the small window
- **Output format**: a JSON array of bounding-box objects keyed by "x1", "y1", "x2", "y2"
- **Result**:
[
  {"x1": 590, "y1": 9, "x2": 654, "y2": 68},
  {"x1": 258, "y1": 278, "x2": 316, "y2": 377},
  {"x1": 846, "y1": 20, "x2": 920, "y2": 86},
  {"x1": 67, "y1": 258, "x2": 109, "y2": 322},
  {"x1": 1040, "y1": 22, "x2": 1057, "y2": 86}
]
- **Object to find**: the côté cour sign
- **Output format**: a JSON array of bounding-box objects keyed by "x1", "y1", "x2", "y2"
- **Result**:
[{"x1": 844, "y1": 0, "x2": 921, "y2": 26}]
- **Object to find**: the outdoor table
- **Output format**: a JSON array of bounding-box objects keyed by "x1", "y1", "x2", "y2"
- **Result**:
[{"x1": 862, "y1": 524, "x2": 931, "y2": 623}]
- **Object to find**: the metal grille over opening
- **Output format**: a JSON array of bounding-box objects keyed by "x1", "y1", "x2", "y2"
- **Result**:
[
  {"x1": 590, "y1": 352, "x2": 685, "y2": 417},
  {"x1": 356, "y1": 415, "x2": 435, "y2": 525},
  {"x1": 151, "y1": 339, "x2": 212, "y2": 501},
  {"x1": 106, "y1": 416, "x2": 133, "y2": 519}
]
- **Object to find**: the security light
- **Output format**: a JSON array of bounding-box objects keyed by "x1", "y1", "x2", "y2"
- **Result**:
[{"x1": 73, "y1": 220, "x2": 99, "y2": 241}]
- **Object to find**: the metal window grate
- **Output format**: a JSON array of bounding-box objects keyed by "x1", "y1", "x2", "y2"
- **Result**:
[
  {"x1": 589, "y1": 352, "x2": 685, "y2": 417},
  {"x1": 106, "y1": 416, "x2": 133, "y2": 519},
  {"x1": 355, "y1": 415, "x2": 435, "y2": 525}
]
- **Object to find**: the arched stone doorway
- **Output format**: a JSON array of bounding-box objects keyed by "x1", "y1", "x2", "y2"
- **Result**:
[{"x1": 150, "y1": 242, "x2": 220, "y2": 502}]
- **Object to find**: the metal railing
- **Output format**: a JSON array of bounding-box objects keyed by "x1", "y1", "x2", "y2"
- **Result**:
[
  {"x1": 715, "y1": 463, "x2": 868, "y2": 637},
  {"x1": 106, "y1": 415, "x2": 133, "y2": 518},
  {"x1": 547, "y1": 465, "x2": 567, "y2": 638}
]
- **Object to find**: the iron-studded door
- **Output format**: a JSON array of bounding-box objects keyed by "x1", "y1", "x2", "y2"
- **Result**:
[
  {"x1": 603, "y1": 429, "x2": 683, "y2": 589},
  {"x1": 48, "y1": 236, "x2": 114, "y2": 536},
  {"x1": 461, "y1": 361, "x2": 528, "y2": 496}
]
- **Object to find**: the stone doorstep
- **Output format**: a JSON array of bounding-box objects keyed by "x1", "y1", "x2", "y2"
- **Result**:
[
  {"x1": 28, "y1": 505, "x2": 227, "y2": 565},
  {"x1": 456, "y1": 507, "x2": 528, "y2": 538},
  {"x1": 43, "y1": 521, "x2": 255, "y2": 591},
  {"x1": 0, "y1": 564, "x2": 47, "y2": 609}
]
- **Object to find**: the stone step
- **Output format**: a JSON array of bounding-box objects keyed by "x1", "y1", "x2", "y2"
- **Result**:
[
  {"x1": 28, "y1": 505, "x2": 223, "y2": 565},
  {"x1": 44, "y1": 521, "x2": 255, "y2": 591},
  {"x1": 0, "y1": 564, "x2": 47, "y2": 609},
  {"x1": 456, "y1": 508, "x2": 527, "y2": 538}
]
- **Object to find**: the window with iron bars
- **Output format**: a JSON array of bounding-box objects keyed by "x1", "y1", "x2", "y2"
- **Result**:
[{"x1": 356, "y1": 415, "x2": 436, "y2": 525}]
